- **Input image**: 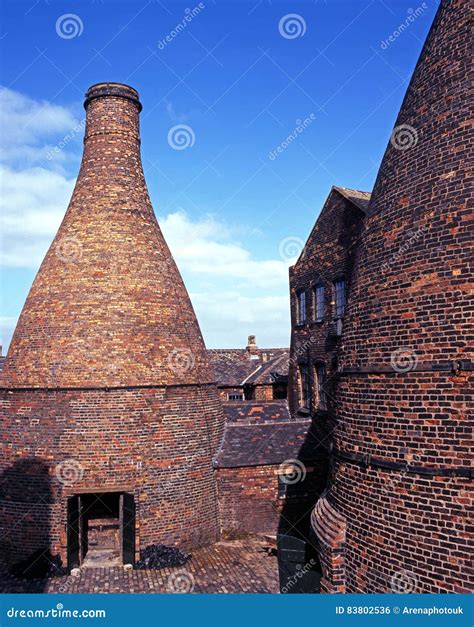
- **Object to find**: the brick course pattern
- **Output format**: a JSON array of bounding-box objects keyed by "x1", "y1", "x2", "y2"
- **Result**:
[
  {"x1": 0, "y1": 83, "x2": 225, "y2": 565},
  {"x1": 215, "y1": 402, "x2": 327, "y2": 536},
  {"x1": 311, "y1": 0, "x2": 473, "y2": 593},
  {"x1": 288, "y1": 187, "x2": 369, "y2": 570}
]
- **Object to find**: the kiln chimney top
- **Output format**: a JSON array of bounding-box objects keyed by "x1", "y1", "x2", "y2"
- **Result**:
[{"x1": 84, "y1": 82, "x2": 142, "y2": 111}]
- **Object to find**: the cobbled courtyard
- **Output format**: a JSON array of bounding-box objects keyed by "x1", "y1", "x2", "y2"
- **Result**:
[{"x1": 0, "y1": 538, "x2": 279, "y2": 594}]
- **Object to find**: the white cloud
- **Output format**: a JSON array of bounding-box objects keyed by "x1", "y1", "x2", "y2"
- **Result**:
[
  {"x1": 190, "y1": 291, "x2": 290, "y2": 348},
  {"x1": 160, "y1": 211, "x2": 289, "y2": 290},
  {"x1": 159, "y1": 211, "x2": 291, "y2": 347},
  {"x1": 0, "y1": 86, "x2": 83, "y2": 166},
  {"x1": 0, "y1": 165, "x2": 75, "y2": 267}
]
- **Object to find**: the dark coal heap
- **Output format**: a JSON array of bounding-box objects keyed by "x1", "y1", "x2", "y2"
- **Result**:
[
  {"x1": 11, "y1": 549, "x2": 68, "y2": 580},
  {"x1": 135, "y1": 544, "x2": 191, "y2": 570}
]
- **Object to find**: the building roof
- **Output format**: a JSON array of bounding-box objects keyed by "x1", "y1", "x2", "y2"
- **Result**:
[
  {"x1": 333, "y1": 186, "x2": 372, "y2": 213},
  {"x1": 214, "y1": 401, "x2": 323, "y2": 467},
  {"x1": 244, "y1": 352, "x2": 289, "y2": 385},
  {"x1": 207, "y1": 348, "x2": 289, "y2": 387},
  {"x1": 222, "y1": 400, "x2": 292, "y2": 424}
]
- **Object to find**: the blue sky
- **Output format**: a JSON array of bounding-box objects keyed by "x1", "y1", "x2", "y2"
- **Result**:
[{"x1": 0, "y1": 0, "x2": 438, "y2": 351}]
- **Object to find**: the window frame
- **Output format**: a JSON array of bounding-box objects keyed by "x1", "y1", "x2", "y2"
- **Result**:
[
  {"x1": 296, "y1": 289, "x2": 307, "y2": 325},
  {"x1": 298, "y1": 362, "x2": 311, "y2": 410},
  {"x1": 313, "y1": 284, "x2": 325, "y2": 322},
  {"x1": 333, "y1": 278, "x2": 346, "y2": 319},
  {"x1": 314, "y1": 362, "x2": 328, "y2": 412},
  {"x1": 227, "y1": 392, "x2": 244, "y2": 401}
]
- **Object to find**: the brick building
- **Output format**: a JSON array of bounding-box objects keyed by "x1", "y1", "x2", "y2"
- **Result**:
[
  {"x1": 208, "y1": 335, "x2": 289, "y2": 401},
  {"x1": 214, "y1": 400, "x2": 324, "y2": 538},
  {"x1": 290, "y1": 0, "x2": 472, "y2": 594}
]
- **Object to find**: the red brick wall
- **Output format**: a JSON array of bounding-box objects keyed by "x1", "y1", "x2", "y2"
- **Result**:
[
  {"x1": 0, "y1": 385, "x2": 224, "y2": 564},
  {"x1": 253, "y1": 385, "x2": 274, "y2": 401},
  {"x1": 216, "y1": 466, "x2": 282, "y2": 535},
  {"x1": 324, "y1": 0, "x2": 473, "y2": 593},
  {"x1": 216, "y1": 458, "x2": 329, "y2": 538},
  {"x1": 0, "y1": 83, "x2": 225, "y2": 566},
  {"x1": 288, "y1": 190, "x2": 365, "y2": 431}
]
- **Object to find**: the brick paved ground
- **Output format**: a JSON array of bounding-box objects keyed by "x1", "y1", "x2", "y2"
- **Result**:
[{"x1": 0, "y1": 538, "x2": 279, "y2": 594}]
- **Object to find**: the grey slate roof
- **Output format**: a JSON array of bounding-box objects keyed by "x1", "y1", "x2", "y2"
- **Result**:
[
  {"x1": 214, "y1": 401, "x2": 323, "y2": 468},
  {"x1": 207, "y1": 349, "x2": 288, "y2": 386}
]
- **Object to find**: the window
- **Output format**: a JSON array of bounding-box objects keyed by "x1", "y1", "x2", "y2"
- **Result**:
[
  {"x1": 315, "y1": 363, "x2": 328, "y2": 411},
  {"x1": 313, "y1": 285, "x2": 325, "y2": 321},
  {"x1": 228, "y1": 392, "x2": 243, "y2": 401},
  {"x1": 298, "y1": 363, "x2": 310, "y2": 409},
  {"x1": 333, "y1": 279, "x2": 346, "y2": 318},
  {"x1": 296, "y1": 290, "x2": 306, "y2": 324}
]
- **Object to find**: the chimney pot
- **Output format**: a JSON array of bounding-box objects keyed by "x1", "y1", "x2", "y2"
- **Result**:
[{"x1": 246, "y1": 335, "x2": 258, "y2": 355}]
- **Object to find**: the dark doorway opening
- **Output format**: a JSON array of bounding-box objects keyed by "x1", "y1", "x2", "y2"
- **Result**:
[{"x1": 67, "y1": 491, "x2": 135, "y2": 570}]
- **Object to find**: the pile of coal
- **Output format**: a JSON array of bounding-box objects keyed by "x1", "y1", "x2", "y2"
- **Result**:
[
  {"x1": 11, "y1": 549, "x2": 68, "y2": 580},
  {"x1": 135, "y1": 544, "x2": 191, "y2": 570}
]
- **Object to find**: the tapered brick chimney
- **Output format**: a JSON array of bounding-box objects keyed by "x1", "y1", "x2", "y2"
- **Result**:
[
  {"x1": 313, "y1": 1, "x2": 472, "y2": 593},
  {"x1": 2, "y1": 83, "x2": 212, "y2": 388},
  {"x1": 0, "y1": 83, "x2": 225, "y2": 568}
]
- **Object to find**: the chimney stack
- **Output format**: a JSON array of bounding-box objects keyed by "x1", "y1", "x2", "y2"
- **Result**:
[{"x1": 246, "y1": 334, "x2": 259, "y2": 358}]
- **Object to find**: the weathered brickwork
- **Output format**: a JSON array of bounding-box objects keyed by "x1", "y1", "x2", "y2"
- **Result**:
[
  {"x1": 215, "y1": 402, "x2": 327, "y2": 537},
  {"x1": 2, "y1": 84, "x2": 213, "y2": 388},
  {"x1": 216, "y1": 466, "x2": 283, "y2": 535},
  {"x1": 288, "y1": 186, "x2": 369, "y2": 440},
  {"x1": 311, "y1": 494, "x2": 346, "y2": 594},
  {"x1": 208, "y1": 343, "x2": 289, "y2": 402},
  {"x1": 299, "y1": 0, "x2": 473, "y2": 593},
  {"x1": 287, "y1": 187, "x2": 369, "y2": 576},
  {"x1": 0, "y1": 83, "x2": 225, "y2": 567}
]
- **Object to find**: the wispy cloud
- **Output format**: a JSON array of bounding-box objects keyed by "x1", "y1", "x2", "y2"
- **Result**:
[
  {"x1": 160, "y1": 211, "x2": 291, "y2": 347},
  {"x1": 0, "y1": 86, "x2": 82, "y2": 166}
]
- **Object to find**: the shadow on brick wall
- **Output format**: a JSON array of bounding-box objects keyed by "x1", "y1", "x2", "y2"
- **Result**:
[
  {"x1": 0, "y1": 457, "x2": 56, "y2": 591},
  {"x1": 277, "y1": 421, "x2": 329, "y2": 593}
]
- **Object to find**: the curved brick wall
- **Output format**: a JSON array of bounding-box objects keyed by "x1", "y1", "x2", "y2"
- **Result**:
[
  {"x1": 319, "y1": 1, "x2": 473, "y2": 593},
  {"x1": 0, "y1": 386, "x2": 224, "y2": 561},
  {"x1": 0, "y1": 83, "x2": 225, "y2": 564}
]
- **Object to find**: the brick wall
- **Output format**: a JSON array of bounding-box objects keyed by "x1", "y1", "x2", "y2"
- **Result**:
[
  {"x1": 0, "y1": 83, "x2": 225, "y2": 566},
  {"x1": 289, "y1": 188, "x2": 366, "y2": 440},
  {"x1": 216, "y1": 466, "x2": 282, "y2": 535},
  {"x1": 321, "y1": 0, "x2": 473, "y2": 593},
  {"x1": 0, "y1": 385, "x2": 224, "y2": 564}
]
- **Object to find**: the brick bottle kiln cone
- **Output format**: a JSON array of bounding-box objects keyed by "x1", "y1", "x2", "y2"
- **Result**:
[
  {"x1": 0, "y1": 83, "x2": 225, "y2": 569},
  {"x1": 312, "y1": 0, "x2": 472, "y2": 593}
]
